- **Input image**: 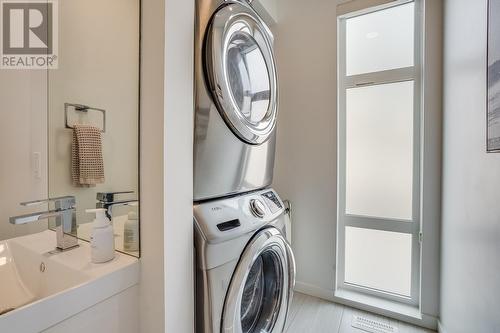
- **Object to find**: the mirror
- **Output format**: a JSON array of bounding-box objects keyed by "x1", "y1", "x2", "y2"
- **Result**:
[
  {"x1": 0, "y1": 0, "x2": 140, "y2": 257},
  {"x1": 48, "y1": 0, "x2": 140, "y2": 256}
]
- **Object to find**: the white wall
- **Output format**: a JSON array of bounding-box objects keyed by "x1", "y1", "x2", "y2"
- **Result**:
[
  {"x1": 163, "y1": 0, "x2": 194, "y2": 332},
  {"x1": 140, "y1": 0, "x2": 166, "y2": 331},
  {"x1": 140, "y1": 0, "x2": 194, "y2": 332},
  {"x1": 420, "y1": 0, "x2": 443, "y2": 321},
  {"x1": 440, "y1": 0, "x2": 500, "y2": 332},
  {"x1": 273, "y1": 0, "x2": 338, "y2": 298}
]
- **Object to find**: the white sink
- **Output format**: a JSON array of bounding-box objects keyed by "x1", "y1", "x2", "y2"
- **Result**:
[
  {"x1": 0, "y1": 236, "x2": 89, "y2": 314},
  {"x1": 0, "y1": 230, "x2": 139, "y2": 332}
]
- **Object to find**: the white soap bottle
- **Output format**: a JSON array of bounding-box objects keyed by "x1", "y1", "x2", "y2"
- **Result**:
[
  {"x1": 86, "y1": 208, "x2": 115, "y2": 263},
  {"x1": 123, "y1": 207, "x2": 139, "y2": 252}
]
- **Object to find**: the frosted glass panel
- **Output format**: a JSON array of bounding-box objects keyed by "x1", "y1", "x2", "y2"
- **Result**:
[
  {"x1": 346, "y1": 81, "x2": 413, "y2": 220},
  {"x1": 345, "y1": 227, "x2": 412, "y2": 296},
  {"x1": 346, "y1": 2, "x2": 414, "y2": 76}
]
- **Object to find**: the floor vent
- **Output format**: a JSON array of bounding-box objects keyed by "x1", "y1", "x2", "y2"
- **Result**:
[{"x1": 351, "y1": 315, "x2": 398, "y2": 333}]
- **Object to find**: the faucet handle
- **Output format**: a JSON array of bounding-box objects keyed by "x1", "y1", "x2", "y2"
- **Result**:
[
  {"x1": 97, "y1": 191, "x2": 134, "y2": 203},
  {"x1": 21, "y1": 196, "x2": 76, "y2": 210}
]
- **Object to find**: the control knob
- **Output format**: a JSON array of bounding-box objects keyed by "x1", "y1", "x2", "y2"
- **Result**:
[{"x1": 249, "y1": 199, "x2": 266, "y2": 218}]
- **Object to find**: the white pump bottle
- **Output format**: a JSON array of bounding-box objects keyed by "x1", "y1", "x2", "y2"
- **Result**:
[{"x1": 86, "y1": 208, "x2": 115, "y2": 263}]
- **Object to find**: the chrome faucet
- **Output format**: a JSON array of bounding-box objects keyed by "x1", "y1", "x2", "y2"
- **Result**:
[
  {"x1": 9, "y1": 196, "x2": 79, "y2": 251},
  {"x1": 96, "y1": 191, "x2": 138, "y2": 219}
]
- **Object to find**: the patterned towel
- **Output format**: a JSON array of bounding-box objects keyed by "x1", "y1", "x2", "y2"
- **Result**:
[{"x1": 71, "y1": 124, "x2": 105, "y2": 187}]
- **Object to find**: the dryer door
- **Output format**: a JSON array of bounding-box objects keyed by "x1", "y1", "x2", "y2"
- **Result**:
[
  {"x1": 205, "y1": 2, "x2": 278, "y2": 145},
  {"x1": 222, "y1": 227, "x2": 294, "y2": 333}
]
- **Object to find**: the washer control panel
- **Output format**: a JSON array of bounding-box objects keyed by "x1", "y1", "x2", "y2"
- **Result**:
[{"x1": 194, "y1": 188, "x2": 285, "y2": 244}]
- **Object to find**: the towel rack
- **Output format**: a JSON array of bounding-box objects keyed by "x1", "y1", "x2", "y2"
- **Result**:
[{"x1": 64, "y1": 103, "x2": 106, "y2": 133}]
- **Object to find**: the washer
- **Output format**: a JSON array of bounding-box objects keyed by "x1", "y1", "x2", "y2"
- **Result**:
[
  {"x1": 194, "y1": 189, "x2": 296, "y2": 333},
  {"x1": 194, "y1": 0, "x2": 279, "y2": 201}
]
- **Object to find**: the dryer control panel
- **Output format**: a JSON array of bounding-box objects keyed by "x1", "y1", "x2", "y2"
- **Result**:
[{"x1": 194, "y1": 188, "x2": 285, "y2": 244}]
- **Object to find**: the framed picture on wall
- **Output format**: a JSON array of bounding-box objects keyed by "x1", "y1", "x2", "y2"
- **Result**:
[{"x1": 487, "y1": 0, "x2": 500, "y2": 152}]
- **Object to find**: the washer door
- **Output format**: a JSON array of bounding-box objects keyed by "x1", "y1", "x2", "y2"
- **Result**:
[
  {"x1": 222, "y1": 228, "x2": 294, "y2": 333},
  {"x1": 205, "y1": 2, "x2": 278, "y2": 145}
]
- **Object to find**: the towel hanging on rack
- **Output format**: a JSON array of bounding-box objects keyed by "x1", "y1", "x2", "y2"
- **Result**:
[{"x1": 71, "y1": 124, "x2": 105, "y2": 187}]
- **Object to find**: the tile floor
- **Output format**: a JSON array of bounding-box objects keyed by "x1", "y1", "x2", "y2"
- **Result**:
[{"x1": 285, "y1": 293, "x2": 436, "y2": 333}]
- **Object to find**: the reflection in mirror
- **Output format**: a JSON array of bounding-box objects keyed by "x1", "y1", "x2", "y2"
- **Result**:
[
  {"x1": 0, "y1": 71, "x2": 48, "y2": 241},
  {"x1": 47, "y1": 0, "x2": 140, "y2": 256}
]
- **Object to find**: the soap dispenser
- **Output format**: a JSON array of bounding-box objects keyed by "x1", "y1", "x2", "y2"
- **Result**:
[{"x1": 86, "y1": 208, "x2": 115, "y2": 263}]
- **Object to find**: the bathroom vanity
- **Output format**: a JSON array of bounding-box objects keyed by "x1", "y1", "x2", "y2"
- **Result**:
[
  {"x1": 0, "y1": 231, "x2": 139, "y2": 333},
  {"x1": 0, "y1": 0, "x2": 141, "y2": 331}
]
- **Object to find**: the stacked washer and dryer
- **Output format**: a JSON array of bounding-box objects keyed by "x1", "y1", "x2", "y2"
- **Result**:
[{"x1": 193, "y1": 1, "x2": 296, "y2": 332}]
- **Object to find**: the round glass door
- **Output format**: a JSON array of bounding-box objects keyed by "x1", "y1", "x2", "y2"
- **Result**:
[
  {"x1": 240, "y1": 249, "x2": 283, "y2": 332},
  {"x1": 206, "y1": 3, "x2": 278, "y2": 145},
  {"x1": 226, "y1": 28, "x2": 271, "y2": 125},
  {"x1": 222, "y1": 228, "x2": 291, "y2": 333}
]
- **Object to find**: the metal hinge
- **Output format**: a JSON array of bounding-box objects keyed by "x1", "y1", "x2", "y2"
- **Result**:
[{"x1": 418, "y1": 231, "x2": 423, "y2": 243}]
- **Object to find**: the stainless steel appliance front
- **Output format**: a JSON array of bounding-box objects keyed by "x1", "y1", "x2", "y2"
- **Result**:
[
  {"x1": 194, "y1": 0, "x2": 278, "y2": 201},
  {"x1": 194, "y1": 189, "x2": 295, "y2": 333}
]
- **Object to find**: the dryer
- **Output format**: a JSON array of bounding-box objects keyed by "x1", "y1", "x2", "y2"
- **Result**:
[
  {"x1": 194, "y1": 0, "x2": 279, "y2": 201},
  {"x1": 194, "y1": 189, "x2": 295, "y2": 333}
]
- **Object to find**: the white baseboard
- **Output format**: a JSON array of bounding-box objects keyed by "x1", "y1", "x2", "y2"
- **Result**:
[{"x1": 294, "y1": 281, "x2": 335, "y2": 302}]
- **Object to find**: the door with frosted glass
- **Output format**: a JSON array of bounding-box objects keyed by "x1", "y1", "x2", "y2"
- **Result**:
[{"x1": 337, "y1": 1, "x2": 421, "y2": 305}]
